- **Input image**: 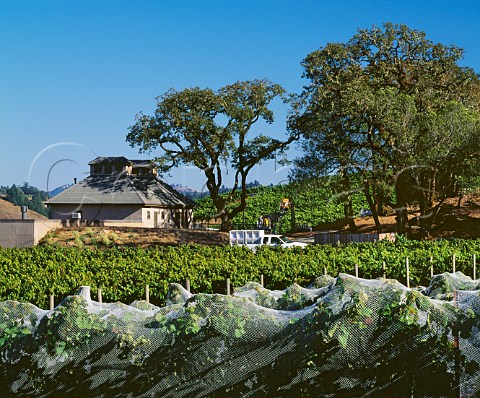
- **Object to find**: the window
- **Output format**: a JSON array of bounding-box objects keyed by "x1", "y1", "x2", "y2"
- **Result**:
[
  {"x1": 92, "y1": 165, "x2": 102, "y2": 175},
  {"x1": 147, "y1": 211, "x2": 151, "y2": 220},
  {"x1": 271, "y1": 237, "x2": 281, "y2": 245},
  {"x1": 161, "y1": 211, "x2": 165, "y2": 220}
]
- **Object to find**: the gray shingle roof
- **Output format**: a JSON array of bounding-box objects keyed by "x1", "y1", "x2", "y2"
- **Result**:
[
  {"x1": 88, "y1": 156, "x2": 130, "y2": 165},
  {"x1": 46, "y1": 175, "x2": 194, "y2": 207}
]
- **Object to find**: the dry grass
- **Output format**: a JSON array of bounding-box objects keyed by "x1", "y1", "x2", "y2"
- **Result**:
[
  {"x1": 40, "y1": 226, "x2": 229, "y2": 248},
  {"x1": 0, "y1": 198, "x2": 48, "y2": 219},
  {"x1": 310, "y1": 194, "x2": 480, "y2": 240}
]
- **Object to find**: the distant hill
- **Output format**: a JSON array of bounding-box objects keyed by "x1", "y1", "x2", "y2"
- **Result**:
[
  {"x1": 170, "y1": 180, "x2": 262, "y2": 200},
  {"x1": 48, "y1": 184, "x2": 73, "y2": 197},
  {"x1": 0, "y1": 198, "x2": 48, "y2": 219},
  {"x1": 170, "y1": 184, "x2": 208, "y2": 199}
]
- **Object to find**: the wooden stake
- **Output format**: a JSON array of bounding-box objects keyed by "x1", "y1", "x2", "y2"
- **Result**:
[
  {"x1": 406, "y1": 258, "x2": 410, "y2": 288},
  {"x1": 226, "y1": 278, "x2": 231, "y2": 295},
  {"x1": 260, "y1": 274, "x2": 264, "y2": 287},
  {"x1": 324, "y1": 266, "x2": 328, "y2": 276},
  {"x1": 430, "y1": 256, "x2": 434, "y2": 279},
  {"x1": 186, "y1": 279, "x2": 191, "y2": 293},
  {"x1": 382, "y1": 261, "x2": 386, "y2": 279},
  {"x1": 145, "y1": 284, "x2": 150, "y2": 304},
  {"x1": 97, "y1": 288, "x2": 102, "y2": 304},
  {"x1": 474, "y1": 254, "x2": 477, "y2": 281},
  {"x1": 355, "y1": 264, "x2": 359, "y2": 278},
  {"x1": 49, "y1": 294, "x2": 54, "y2": 310},
  {"x1": 77, "y1": 286, "x2": 91, "y2": 301},
  {"x1": 453, "y1": 254, "x2": 456, "y2": 273}
]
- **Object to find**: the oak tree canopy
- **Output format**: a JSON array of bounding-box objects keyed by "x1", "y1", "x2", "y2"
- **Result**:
[{"x1": 127, "y1": 79, "x2": 298, "y2": 230}]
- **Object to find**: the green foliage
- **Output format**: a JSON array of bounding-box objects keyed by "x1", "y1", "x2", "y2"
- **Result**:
[
  {"x1": 1, "y1": 239, "x2": 480, "y2": 308},
  {"x1": 194, "y1": 178, "x2": 368, "y2": 232},
  {"x1": 43, "y1": 296, "x2": 107, "y2": 357},
  {"x1": 127, "y1": 79, "x2": 299, "y2": 230},
  {"x1": 0, "y1": 303, "x2": 32, "y2": 348},
  {"x1": 1, "y1": 183, "x2": 50, "y2": 216},
  {"x1": 292, "y1": 22, "x2": 480, "y2": 234},
  {"x1": 2, "y1": 267, "x2": 479, "y2": 396}
]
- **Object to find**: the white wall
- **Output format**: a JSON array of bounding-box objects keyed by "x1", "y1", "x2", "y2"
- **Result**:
[
  {"x1": 0, "y1": 219, "x2": 61, "y2": 248},
  {"x1": 142, "y1": 207, "x2": 193, "y2": 228}
]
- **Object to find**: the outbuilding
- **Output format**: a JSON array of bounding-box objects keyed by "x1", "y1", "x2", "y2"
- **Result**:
[{"x1": 46, "y1": 157, "x2": 194, "y2": 228}]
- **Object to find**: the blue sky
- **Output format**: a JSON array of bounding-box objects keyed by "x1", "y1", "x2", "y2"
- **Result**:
[{"x1": 1, "y1": 0, "x2": 479, "y2": 192}]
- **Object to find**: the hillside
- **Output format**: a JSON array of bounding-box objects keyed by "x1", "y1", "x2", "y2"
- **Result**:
[
  {"x1": 0, "y1": 198, "x2": 48, "y2": 220},
  {"x1": 313, "y1": 194, "x2": 480, "y2": 239}
]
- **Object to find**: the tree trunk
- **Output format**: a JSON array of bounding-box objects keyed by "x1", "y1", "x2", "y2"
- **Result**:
[
  {"x1": 457, "y1": 193, "x2": 463, "y2": 208},
  {"x1": 395, "y1": 206, "x2": 408, "y2": 236},
  {"x1": 395, "y1": 172, "x2": 410, "y2": 236},
  {"x1": 363, "y1": 180, "x2": 382, "y2": 234},
  {"x1": 290, "y1": 199, "x2": 296, "y2": 233},
  {"x1": 220, "y1": 215, "x2": 231, "y2": 232},
  {"x1": 376, "y1": 189, "x2": 384, "y2": 216},
  {"x1": 344, "y1": 198, "x2": 357, "y2": 231},
  {"x1": 341, "y1": 172, "x2": 356, "y2": 230},
  {"x1": 366, "y1": 193, "x2": 383, "y2": 234}
]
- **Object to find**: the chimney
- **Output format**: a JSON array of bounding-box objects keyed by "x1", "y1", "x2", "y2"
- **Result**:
[
  {"x1": 74, "y1": 178, "x2": 77, "y2": 184},
  {"x1": 21, "y1": 205, "x2": 28, "y2": 220}
]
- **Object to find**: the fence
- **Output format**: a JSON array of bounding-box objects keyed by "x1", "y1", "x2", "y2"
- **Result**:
[{"x1": 314, "y1": 232, "x2": 397, "y2": 245}]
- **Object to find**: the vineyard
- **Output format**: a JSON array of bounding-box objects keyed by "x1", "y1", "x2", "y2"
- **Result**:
[
  {"x1": 193, "y1": 178, "x2": 368, "y2": 232},
  {"x1": 1, "y1": 271, "x2": 480, "y2": 396},
  {"x1": 2, "y1": 238, "x2": 480, "y2": 309}
]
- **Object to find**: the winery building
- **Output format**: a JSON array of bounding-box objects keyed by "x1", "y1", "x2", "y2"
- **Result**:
[{"x1": 46, "y1": 157, "x2": 194, "y2": 228}]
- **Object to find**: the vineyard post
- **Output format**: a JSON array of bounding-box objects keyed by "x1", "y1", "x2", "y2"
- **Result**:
[
  {"x1": 77, "y1": 286, "x2": 91, "y2": 302},
  {"x1": 453, "y1": 289, "x2": 461, "y2": 398},
  {"x1": 97, "y1": 288, "x2": 102, "y2": 304},
  {"x1": 453, "y1": 254, "x2": 456, "y2": 273},
  {"x1": 406, "y1": 258, "x2": 410, "y2": 288},
  {"x1": 474, "y1": 254, "x2": 477, "y2": 281},
  {"x1": 186, "y1": 279, "x2": 191, "y2": 293},
  {"x1": 145, "y1": 284, "x2": 150, "y2": 304},
  {"x1": 49, "y1": 294, "x2": 54, "y2": 310},
  {"x1": 430, "y1": 256, "x2": 434, "y2": 279},
  {"x1": 333, "y1": 251, "x2": 336, "y2": 275},
  {"x1": 324, "y1": 266, "x2": 327, "y2": 276},
  {"x1": 226, "y1": 278, "x2": 231, "y2": 295},
  {"x1": 355, "y1": 264, "x2": 359, "y2": 278},
  {"x1": 260, "y1": 274, "x2": 264, "y2": 287}
]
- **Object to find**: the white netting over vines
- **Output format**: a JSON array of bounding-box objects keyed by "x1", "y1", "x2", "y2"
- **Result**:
[{"x1": 1, "y1": 272, "x2": 480, "y2": 397}]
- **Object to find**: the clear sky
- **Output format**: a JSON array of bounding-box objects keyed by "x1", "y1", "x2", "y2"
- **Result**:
[{"x1": 1, "y1": 0, "x2": 479, "y2": 192}]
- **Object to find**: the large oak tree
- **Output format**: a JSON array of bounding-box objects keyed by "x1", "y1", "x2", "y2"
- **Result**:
[
  {"x1": 291, "y1": 23, "x2": 480, "y2": 235},
  {"x1": 127, "y1": 79, "x2": 299, "y2": 230}
]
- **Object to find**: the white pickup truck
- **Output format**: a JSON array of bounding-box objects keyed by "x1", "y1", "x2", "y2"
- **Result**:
[{"x1": 229, "y1": 230, "x2": 308, "y2": 250}]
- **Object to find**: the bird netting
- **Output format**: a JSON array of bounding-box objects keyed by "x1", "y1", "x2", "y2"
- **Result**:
[{"x1": 1, "y1": 272, "x2": 480, "y2": 397}]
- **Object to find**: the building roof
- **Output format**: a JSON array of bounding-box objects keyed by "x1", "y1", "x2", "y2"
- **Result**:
[
  {"x1": 88, "y1": 156, "x2": 131, "y2": 165},
  {"x1": 46, "y1": 175, "x2": 194, "y2": 207},
  {"x1": 130, "y1": 159, "x2": 153, "y2": 168}
]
